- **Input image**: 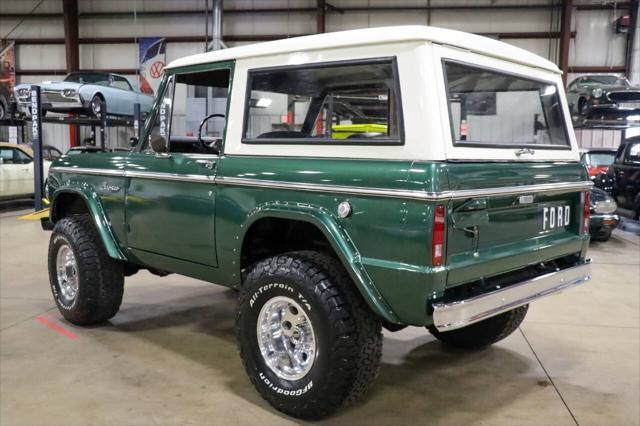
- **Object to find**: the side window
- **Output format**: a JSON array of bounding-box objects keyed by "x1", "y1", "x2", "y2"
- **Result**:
[
  {"x1": 112, "y1": 76, "x2": 133, "y2": 91},
  {"x1": 143, "y1": 76, "x2": 175, "y2": 152},
  {"x1": 243, "y1": 59, "x2": 402, "y2": 144},
  {"x1": 14, "y1": 149, "x2": 33, "y2": 164},
  {"x1": 0, "y1": 148, "x2": 14, "y2": 164},
  {"x1": 627, "y1": 142, "x2": 640, "y2": 163},
  {"x1": 169, "y1": 68, "x2": 230, "y2": 153},
  {"x1": 48, "y1": 148, "x2": 61, "y2": 160},
  {"x1": 444, "y1": 61, "x2": 569, "y2": 148}
]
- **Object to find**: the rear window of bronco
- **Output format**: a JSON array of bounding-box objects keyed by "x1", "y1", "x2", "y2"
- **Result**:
[
  {"x1": 242, "y1": 58, "x2": 403, "y2": 144},
  {"x1": 444, "y1": 60, "x2": 569, "y2": 149}
]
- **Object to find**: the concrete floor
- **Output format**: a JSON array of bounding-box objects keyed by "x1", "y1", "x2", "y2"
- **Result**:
[{"x1": 1, "y1": 208, "x2": 639, "y2": 426}]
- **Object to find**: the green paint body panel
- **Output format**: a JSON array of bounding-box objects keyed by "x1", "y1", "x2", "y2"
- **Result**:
[
  {"x1": 46, "y1": 60, "x2": 591, "y2": 327},
  {"x1": 48, "y1": 152, "x2": 128, "y2": 260}
]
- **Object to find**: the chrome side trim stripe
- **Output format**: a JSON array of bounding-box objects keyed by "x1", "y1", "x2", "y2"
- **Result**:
[
  {"x1": 51, "y1": 167, "x2": 125, "y2": 177},
  {"x1": 126, "y1": 170, "x2": 213, "y2": 183},
  {"x1": 50, "y1": 167, "x2": 213, "y2": 184},
  {"x1": 216, "y1": 176, "x2": 592, "y2": 201},
  {"x1": 51, "y1": 166, "x2": 592, "y2": 200}
]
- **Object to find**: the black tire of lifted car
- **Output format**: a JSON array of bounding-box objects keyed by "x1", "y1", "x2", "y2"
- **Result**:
[
  {"x1": 48, "y1": 214, "x2": 124, "y2": 325},
  {"x1": 592, "y1": 229, "x2": 612, "y2": 242},
  {"x1": 578, "y1": 98, "x2": 589, "y2": 116},
  {"x1": 0, "y1": 101, "x2": 6, "y2": 120},
  {"x1": 427, "y1": 305, "x2": 528, "y2": 349},
  {"x1": 236, "y1": 251, "x2": 382, "y2": 420}
]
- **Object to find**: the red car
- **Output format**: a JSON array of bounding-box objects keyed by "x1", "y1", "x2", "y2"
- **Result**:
[{"x1": 580, "y1": 148, "x2": 616, "y2": 178}]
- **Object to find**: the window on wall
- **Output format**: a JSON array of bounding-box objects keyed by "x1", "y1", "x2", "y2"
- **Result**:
[
  {"x1": 444, "y1": 61, "x2": 569, "y2": 148},
  {"x1": 243, "y1": 59, "x2": 403, "y2": 144}
]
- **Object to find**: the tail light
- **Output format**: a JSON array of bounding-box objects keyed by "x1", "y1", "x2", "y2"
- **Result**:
[
  {"x1": 582, "y1": 191, "x2": 590, "y2": 234},
  {"x1": 432, "y1": 205, "x2": 446, "y2": 267}
]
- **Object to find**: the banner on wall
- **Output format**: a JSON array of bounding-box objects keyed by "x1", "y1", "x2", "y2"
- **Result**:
[
  {"x1": 139, "y1": 37, "x2": 166, "y2": 96},
  {"x1": 0, "y1": 41, "x2": 16, "y2": 116}
]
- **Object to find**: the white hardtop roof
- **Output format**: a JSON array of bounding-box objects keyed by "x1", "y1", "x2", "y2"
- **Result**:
[{"x1": 166, "y1": 25, "x2": 560, "y2": 73}]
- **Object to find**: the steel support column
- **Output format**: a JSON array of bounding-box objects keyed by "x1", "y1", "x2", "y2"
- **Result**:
[
  {"x1": 62, "y1": 0, "x2": 79, "y2": 72},
  {"x1": 559, "y1": 0, "x2": 573, "y2": 86},
  {"x1": 317, "y1": 0, "x2": 326, "y2": 33},
  {"x1": 63, "y1": 0, "x2": 80, "y2": 146}
]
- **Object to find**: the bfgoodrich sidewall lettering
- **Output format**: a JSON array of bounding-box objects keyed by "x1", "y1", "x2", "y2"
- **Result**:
[{"x1": 241, "y1": 281, "x2": 328, "y2": 400}]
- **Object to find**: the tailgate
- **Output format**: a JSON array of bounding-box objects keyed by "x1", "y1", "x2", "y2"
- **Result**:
[{"x1": 445, "y1": 162, "x2": 589, "y2": 287}]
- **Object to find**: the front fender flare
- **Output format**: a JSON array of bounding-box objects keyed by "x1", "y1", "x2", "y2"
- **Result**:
[
  {"x1": 240, "y1": 202, "x2": 401, "y2": 324},
  {"x1": 50, "y1": 187, "x2": 126, "y2": 261}
]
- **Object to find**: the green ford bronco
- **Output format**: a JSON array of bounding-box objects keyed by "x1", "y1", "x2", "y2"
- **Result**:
[{"x1": 45, "y1": 26, "x2": 592, "y2": 419}]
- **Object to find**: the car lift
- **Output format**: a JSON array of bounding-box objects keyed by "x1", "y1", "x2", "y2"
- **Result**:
[{"x1": 0, "y1": 85, "x2": 143, "y2": 212}]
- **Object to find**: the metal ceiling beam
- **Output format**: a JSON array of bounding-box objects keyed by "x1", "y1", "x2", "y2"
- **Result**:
[
  {"x1": 10, "y1": 31, "x2": 576, "y2": 46},
  {"x1": 2, "y1": 2, "x2": 633, "y2": 20}
]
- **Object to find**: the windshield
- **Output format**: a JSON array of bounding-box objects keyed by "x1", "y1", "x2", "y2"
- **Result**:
[
  {"x1": 577, "y1": 75, "x2": 631, "y2": 87},
  {"x1": 444, "y1": 61, "x2": 569, "y2": 148},
  {"x1": 584, "y1": 152, "x2": 615, "y2": 167},
  {"x1": 64, "y1": 73, "x2": 110, "y2": 86}
]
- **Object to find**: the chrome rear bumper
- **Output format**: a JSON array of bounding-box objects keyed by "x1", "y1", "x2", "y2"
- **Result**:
[{"x1": 432, "y1": 261, "x2": 591, "y2": 332}]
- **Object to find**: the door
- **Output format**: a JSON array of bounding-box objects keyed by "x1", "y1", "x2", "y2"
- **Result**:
[
  {"x1": 436, "y1": 54, "x2": 586, "y2": 286},
  {"x1": 614, "y1": 140, "x2": 640, "y2": 209},
  {"x1": 0, "y1": 146, "x2": 33, "y2": 198},
  {"x1": 125, "y1": 66, "x2": 231, "y2": 268}
]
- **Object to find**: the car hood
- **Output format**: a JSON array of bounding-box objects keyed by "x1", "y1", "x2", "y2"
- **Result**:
[{"x1": 15, "y1": 81, "x2": 85, "y2": 92}]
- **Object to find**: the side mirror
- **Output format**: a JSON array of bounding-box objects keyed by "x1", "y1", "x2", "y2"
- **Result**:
[
  {"x1": 129, "y1": 136, "x2": 139, "y2": 147},
  {"x1": 150, "y1": 134, "x2": 170, "y2": 157}
]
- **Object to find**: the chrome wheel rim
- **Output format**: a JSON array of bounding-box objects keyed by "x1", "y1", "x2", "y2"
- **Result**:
[
  {"x1": 257, "y1": 295, "x2": 316, "y2": 381},
  {"x1": 91, "y1": 98, "x2": 102, "y2": 115},
  {"x1": 56, "y1": 244, "x2": 78, "y2": 302}
]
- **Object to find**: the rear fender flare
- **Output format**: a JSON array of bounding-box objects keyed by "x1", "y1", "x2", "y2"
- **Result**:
[
  {"x1": 239, "y1": 202, "x2": 400, "y2": 324},
  {"x1": 50, "y1": 187, "x2": 126, "y2": 260}
]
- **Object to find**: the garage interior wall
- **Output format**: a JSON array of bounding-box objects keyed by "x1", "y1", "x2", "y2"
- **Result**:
[{"x1": 0, "y1": 0, "x2": 635, "y2": 151}]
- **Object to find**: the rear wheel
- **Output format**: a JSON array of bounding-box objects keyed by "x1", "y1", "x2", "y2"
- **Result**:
[
  {"x1": 427, "y1": 305, "x2": 528, "y2": 349},
  {"x1": 592, "y1": 229, "x2": 612, "y2": 242},
  {"x1": 237, "y1": 251, "x2": 382, "y2": 419},
  {"x1": 48, "y1": 215, "x2": 124, "y2": 325}
]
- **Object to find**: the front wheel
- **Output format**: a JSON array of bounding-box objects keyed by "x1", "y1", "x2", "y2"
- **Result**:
[
  {"x1": 236, "y1": 251, "x2": 382, "y2": 420},
  {"x1": 427, "y1": 305, "x2": 528, "y2": 349},
  {"x1": 577, "y1": 98, "x2": 589, "y2": 116},
  {"x1": 90, "y1": 95, "x2": 105, "y2": 117},
  {"x1": 48, "y1": 215, "x2": 124, "y2": 325}
]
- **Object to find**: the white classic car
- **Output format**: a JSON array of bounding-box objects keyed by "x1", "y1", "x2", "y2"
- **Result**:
[
  {"x1": 0, "y1": 142, "x2": 51, "y2": 200},
  {"x1": 14, "y1": 72, "x2": 154, "y2": 117}
]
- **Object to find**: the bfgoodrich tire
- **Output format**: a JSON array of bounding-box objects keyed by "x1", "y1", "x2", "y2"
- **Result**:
[
  {"x1": 427, "y1": 305, "x2": 528, "y2": 349},
  {"x1": 48, "y1": 215, "x2": 124, "y2": 325},
  {"x1": 236, "y1": 251, "x2": 382, "y2": 420}
]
